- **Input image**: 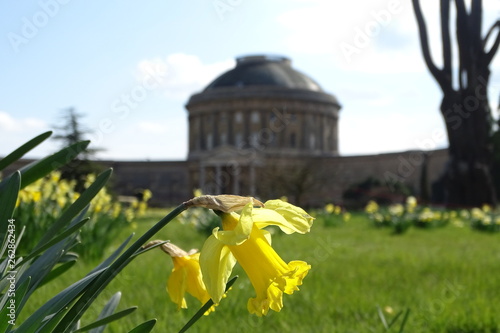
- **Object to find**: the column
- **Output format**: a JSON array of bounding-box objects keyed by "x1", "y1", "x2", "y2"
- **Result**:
[
  {"x1": 199, "y1": 163, "x2": 205, "y2": 191},
  {"x1": 232, "y1": 164, "x2": 240, "y2": 194},
  {"x1": 215, "y1": 164, "x2": 221, "y2": 194},
  {"x1": 249, "y1": 163, "x2": 256, "y2": 196}
]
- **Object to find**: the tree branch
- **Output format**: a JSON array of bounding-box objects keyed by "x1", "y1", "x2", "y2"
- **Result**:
[
  {"x1": 441, "y1": 0, "x2": 453, "y2": 85},
  {"x1": 470, "y1": 0, "x2": 483, "y2": 50},
  {"x1": 454, "y1": 0, "x2": 470, "y2": 90},
  {"x1": 484, "y1": 20, "x2": 500, "y2": 65},
  {"x1": 412, "y1": 0, "x2": 449, "y2": 91}
]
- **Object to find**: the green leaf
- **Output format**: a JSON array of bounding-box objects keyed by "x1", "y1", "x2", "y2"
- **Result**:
[
  {"x1": 377, "y1": 305, "x2": 389, "y2": 329},
  {"x1": 131, "y1": 240, "x2": 169, "y2": 258},
  {"x1": 127, "y1": 319, "x2": 157, "y2": 333},
  {"x1": 18, "y1": 218, "x2": 89, "y2": 268},
  {"x1": 96, "y1": 292, "x2": 121, "y2": 319},
  {"x1": 59, "y1": 252, "x2": 80, "y2": 263},
  {"x1": 178, "y1": 275, "x2": 239, "y2": 333},
  {"x1": 54, "y1": 204, "x2": 187, "y2": 333},
  {"x1": 386, "y1": 310, "x2": 404, "y2": 329},
  {"x1": 14, "y1": 209, "x2": 87, "y2": 299},
  {"x1": 18, "y1": 140, "x2": 90, "y2": 189},
  {"x1": 0, "y1": 276, "x2": 31, "y2": 333},
  {"x1": 398, "y1": 309, "x2": 410, "y2": 333},
  {"x1": 75, "y1": 307, "x2": 138, "y2": 333},
  {"x1": 16, "y1": 268, "x2": 105, "y2": 333},
  {"x1": 15, "y1": 243, "x2": 77, "y2": 313},
  {"x1": 38, "y1": 260, "x2": 77, "y2": 288},
  {"x1": 88, "y1": 234, "x2": 133, "y2": 276},
  {"x1": 0, "y1": 131, "x2": 52, "y2": 172},
  {"x1": 13, "y1": 211, "x2": 87, "y2": 312},
  {"x1": 86, "y1": 292, "x2": 122, "y2": 333},
  {"x1": 36, "y1": 168, "x2": 112, "y2": 247},
  {"x1": 36, "y1": 306, "x2": 77, "y2": 333},
  {"x1": 0, "y1": 171, "x2": 20, "y2": 248}
]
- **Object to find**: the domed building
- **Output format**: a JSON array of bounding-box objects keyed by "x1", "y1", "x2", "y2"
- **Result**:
[
  {"x1": 186, "y1": 55, "x2": 342, "y2": 197},
  {"x1": 6, "y1": 55, "x2": 447, "y2": 207}
]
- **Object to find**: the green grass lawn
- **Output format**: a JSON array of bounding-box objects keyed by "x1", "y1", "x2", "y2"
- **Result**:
[{"x1": 23, "y1": 209, "x2": 500, "y2": 332}]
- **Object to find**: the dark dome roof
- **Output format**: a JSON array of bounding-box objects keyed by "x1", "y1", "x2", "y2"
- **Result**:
[{"x1": 204, "y1": 55, "x2": 323, "y2": 92}]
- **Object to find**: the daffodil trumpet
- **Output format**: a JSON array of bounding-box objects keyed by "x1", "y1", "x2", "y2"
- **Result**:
[{"x1": 145, "y1": 241, "x2": 214, "y2": 314}]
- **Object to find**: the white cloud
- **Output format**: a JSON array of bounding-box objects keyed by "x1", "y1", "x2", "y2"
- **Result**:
[
  {"x1": 278, "y1": 0, "x2": 500, "y2": 74},
  {"x1": 0, "y1": 111, "x2": 47, "y2": 132},
  {"x1": 0, "y1": 111, "x2": 56, "y2": 158},
  {"x1": 93, "y1": 115, "x2": 188, "y2": 161},
  {"x1": 277, "y1": 1, "x2": 421, "y2": 70},
  {"x1": 136, "y1": 53, "x2": 235, "y2": 100},
  {"x1": 137, "y1": 121, "x2": 168, "y2": 134}
]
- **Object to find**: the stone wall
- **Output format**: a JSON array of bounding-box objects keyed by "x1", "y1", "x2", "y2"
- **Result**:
[{"x1": 1, "y1": 148, "x2": 448, "y2": 208}]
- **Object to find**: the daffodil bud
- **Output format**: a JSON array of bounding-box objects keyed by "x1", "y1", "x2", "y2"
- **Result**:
[{"x1": 184, "y1": 194, "x2": 264, "y2": 213}]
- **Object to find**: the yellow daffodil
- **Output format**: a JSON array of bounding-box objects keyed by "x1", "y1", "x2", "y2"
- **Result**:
[
  {"x1": 471, "y1": 207, "x2": 484, "y2": 220},
  {"x1": 198, "y1": 197, "x2": 313, "y2": 317},
  {"x1": 193, "y1": 188, "x2": 203, "y2": 197},
  {"x1": 365, "y1": 200, "x2": 379, "y2": 214},
  {"x1": 342, "y1": 212, "x2": 351, "y2": 222},
  {"x1": 146, "y1": 241, "x2": 213, "y2": 314},
  {"x1": 142, "y1": 189, "x2": 153, "y2": 202},
  {"x1": 384, "y1": 306, "x2": 394, "y2": 315},
  {"x1": 406, "y1": 196, "x2": 417, "y2": 212},
  {"x1": 325, "y1": 203, "x2": 335, "y2": 214},
  {"x1": 389, "y1": 203, "x2": 404, "y2": 217}
]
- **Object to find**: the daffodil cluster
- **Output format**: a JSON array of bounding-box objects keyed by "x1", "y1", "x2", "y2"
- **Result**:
[
  {"x1": 364, "y1": 196, "x2": 500, "y2": 233},
  {"x1": 364, "y1": 196, "x2": 447, "y2": 233},
  {"x1": 158, "y1": 195, "x2": 314, "y2": 317},
  {"x1": 14, "y1": 171, "x2": 152, "y2": 258},
  {"x1": 468, "y1": 204, "x2": 500, "y2": 232},
  {"x1": 321, "y1": 203, "x2": 350, "y2": 227}
]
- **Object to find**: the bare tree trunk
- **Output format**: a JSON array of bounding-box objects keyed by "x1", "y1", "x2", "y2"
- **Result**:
[
  {"x1": 412, "y1": 0, "x2": 500, "y2": 206},
  {"x1": 441, "y1": 87, "x2": 496, "y2": 206}
]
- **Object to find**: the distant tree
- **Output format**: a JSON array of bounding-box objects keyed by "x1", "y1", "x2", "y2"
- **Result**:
[
  {"x1": 53, "y1": 107, "x2": 102, "y2": 190},
  {"x1": 412, "y1": 0, "x2": 500, "y2": 206}
]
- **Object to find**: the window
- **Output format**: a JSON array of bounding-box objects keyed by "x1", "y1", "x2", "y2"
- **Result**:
[
  {"x1": 251, "y1": 111, "x2": 260, "y2": 123},
  {"x1": 309, "y1": 133, "x2": 316, "y2": 149},
  {"x1": 235, "y1": 112, "x2": 243, "y2": 123},
  {"x1": 235, "y1": 133, "x2": 243, "y2": 148},
  {"x1": 207, "y1": 134, "x2": 213, "y2": 150}
]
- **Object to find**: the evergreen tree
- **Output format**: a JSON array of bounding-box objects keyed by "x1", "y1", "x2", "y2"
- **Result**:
[{"x1": 52, "y1": 107, "x2": 102, "y2": 191}]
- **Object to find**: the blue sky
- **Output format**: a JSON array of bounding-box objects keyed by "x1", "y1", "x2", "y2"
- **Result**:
[{"x1": 1, "y1": 0, "x2": 500, "y2": 161}]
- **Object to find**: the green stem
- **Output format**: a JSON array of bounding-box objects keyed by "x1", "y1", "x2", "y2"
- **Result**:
[{"x1": 55, "y1": 203, "x2": 188, "y2": 333}]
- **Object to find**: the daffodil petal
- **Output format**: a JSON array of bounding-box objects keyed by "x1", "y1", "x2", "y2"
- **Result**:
[
  {"x1": 258, "y1": 200, "x2": 314, "y2": 234},
  {"x1": 167, "y1": 265, "x2": 187, "y2": 310},
  {"x1": 261, "y1": 229, "x2": 272, "y2": 245},
  {"x1": 184, "y1": 253, "x2": 210, "y2": 305},
  {"x1": 200, "y1": 234, "x2": 237, "y2": 303},
  {"x1": 252, "y1": 207, "x2": 312, "y2": 234},
  {"x1": 214, "y1": 204, "x2": 254, "y2": 245}
]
